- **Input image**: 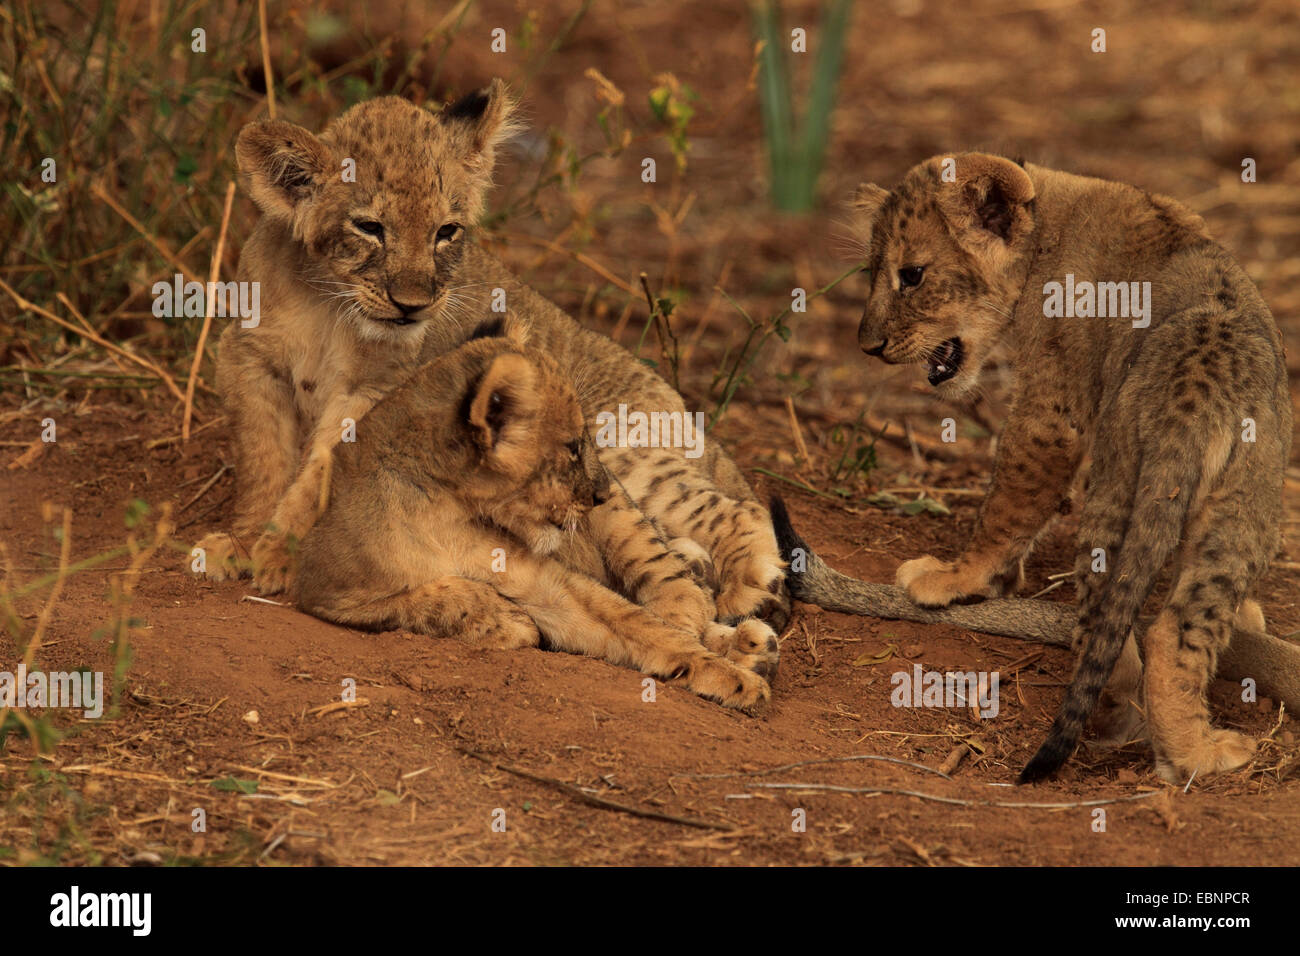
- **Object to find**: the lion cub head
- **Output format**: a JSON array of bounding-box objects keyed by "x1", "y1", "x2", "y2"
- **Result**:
[
  {"x1": 236, "y1": 81, "x2": 520, "y2": 340},
  {"x1": 851, "y1": 152, "x2": 1037, "y2": 397},
  {"x1": 415, "y1": 333, "x2": 609, "y2": 555}
]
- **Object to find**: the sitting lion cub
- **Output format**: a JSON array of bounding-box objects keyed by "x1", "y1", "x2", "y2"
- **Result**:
[
  {"x1": 850, "y1": 153, "x2": 1290, "y2": 783},
  {"x1": 290, "y1": 329, "x2": 778, "y2": 711},
  {"x1": 195, "y1": 81, "x2": 788, "y2": 634}
]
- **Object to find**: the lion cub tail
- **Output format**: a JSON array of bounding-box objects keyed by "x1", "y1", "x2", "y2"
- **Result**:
[{"x1": 1019, "y1": 451, "x2": 1202, "y2": 783}]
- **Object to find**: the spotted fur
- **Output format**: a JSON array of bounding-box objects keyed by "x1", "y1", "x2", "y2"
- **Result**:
[
  {"x1": 291, "y1": 336, "x2": 776, "y2": 710},
  {"x1": 851, "y1": 153, "x2": 1291, "y2": 783}
]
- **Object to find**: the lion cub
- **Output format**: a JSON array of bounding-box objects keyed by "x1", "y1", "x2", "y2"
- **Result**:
[
  {"x1": 290, "y1": 331, "x2": 777, "y2": 711},
  {"x1": 196, "y1": 82, "x2": 788, "y2": 636},
  {"x1": 850, "y1": 153, "x2": 1290, "y2": 783}
]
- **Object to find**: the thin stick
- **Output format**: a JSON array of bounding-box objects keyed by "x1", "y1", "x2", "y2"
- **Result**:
[
  {"x1": 462, "y1": 750, "x2": 733, "y2": 831},
  {"x1": 146, "y1": 414, "x2": 226, "y2": 449},
  {"x1": 0, "y1": 281, "x2": 185, "y2": 403},
  {"x1": 785, "y1": 396, "x2": 811, "y2": 466},
  {"x1": 679, "y1": 753, "x2": 952, "y2": 781},
  {"x1": 749, "y1": 781, "x2": 1164, "y2": 810},
  {"x1": 184, "y1": 180, "x2": 236, "y2": 440},
  {"x1": 500, "y1": 232, "x2": 636, "y2": 295},
  {"x1": 89, "y1": 182, "x2": 201, "y2": 286},
  {"x1": 258, "y1": 0, "x2": 276, "y2": 119},
  {"x1": 178, "y1": 463, "x2": 230, "y2": 513}
]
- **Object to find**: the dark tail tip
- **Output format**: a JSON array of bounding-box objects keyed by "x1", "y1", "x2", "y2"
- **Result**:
[
  {"x1": 769, "y1": 495, "x2": 806, "y2": 563},
  {"x1": 1017, "y1": 738, "x2": 1073, "y2": 784}
]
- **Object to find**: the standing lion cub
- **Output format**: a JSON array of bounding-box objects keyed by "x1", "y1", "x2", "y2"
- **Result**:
[
  {"x1": 195, "y1": 80, "x2": 788, "y2": 634},
  {"x1": 291, "y1": 329, "x2": 777, "y2": 711},
  {"x1": 845, "y1": 153, "x2": 1290, "y2": 783}
]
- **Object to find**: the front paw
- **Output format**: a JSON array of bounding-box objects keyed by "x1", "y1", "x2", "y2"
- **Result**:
[
  {"x1": 702, "y1": 620, "x2": 780, "y2": 681},
  {"x1": 895, "y1": 555, "x2": 983, "y2": 609},
  {"x1": 251, "y1": 531, "x2": 295, "y2": 595},
  {"x1": 192, "y1": 531, "x2": 250, "y2": 582}
]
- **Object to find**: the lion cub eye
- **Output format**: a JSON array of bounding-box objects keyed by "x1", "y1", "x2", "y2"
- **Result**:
[
  {"x1": 353, "y1": 220, "x2": 385, "y2": 241},
  {"x1": 898, "y1": 265, "x2": 924, "y2": 289},
  {"x1": 436, "y1": 223, "x2": 462, "y2": 243}
]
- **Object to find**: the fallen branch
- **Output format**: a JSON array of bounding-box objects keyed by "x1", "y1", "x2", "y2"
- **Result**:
[
  {"x1": 461, "y1": 749, "x2": 733, "y2": 831},
  {"x1": 771, "y1": 497, "x2": 1300, "y2": 711}
]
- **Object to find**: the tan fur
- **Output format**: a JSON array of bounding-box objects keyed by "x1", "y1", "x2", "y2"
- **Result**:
[
  {"x1": 849, "y1": 152, "x2": 1291, "y2": 782},
  {"x1": 195, "y1": 83, "x2": 789, "y2": 637},
  {"x1": 290, "y1": 336, "x2": 775, "y2": 710}
]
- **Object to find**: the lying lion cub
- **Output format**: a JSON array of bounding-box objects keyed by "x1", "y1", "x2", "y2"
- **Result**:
[
  {"x1": 849, "y1": 152, "x2": 1291, "y2": 783},
  {"x1": 290, "y1": 329, "x2": 778, "y2": 712}
]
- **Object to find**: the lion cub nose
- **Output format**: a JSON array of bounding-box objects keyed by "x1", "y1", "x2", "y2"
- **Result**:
[
  {"x1": 861, "y1": 338, "x2": 888, "y2": 357},
  {"x1": 388, "y1": 293, "x2": 431, "y2": 317}
]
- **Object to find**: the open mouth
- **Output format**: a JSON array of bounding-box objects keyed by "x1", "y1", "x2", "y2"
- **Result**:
[{"x1": 926, "y1": 337, "x2": 963, "y2": 386}]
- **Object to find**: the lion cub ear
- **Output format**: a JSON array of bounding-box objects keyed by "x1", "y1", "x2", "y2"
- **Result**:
[
  {"x1": 945, "y1": 153, "x2": 1035, "y2": 242},
  {"x1": 852, "y1": 183, "x2": 889, "y2": 226},
  {"x1": 441, "y1": 78, "x2": 521, "y2": 177},
  {"x1": 466, "y1": 353, "x2": 539, "y2": 470},
  {"x1": 236, "y1": 120, "x2": 333, "y2": 220}
]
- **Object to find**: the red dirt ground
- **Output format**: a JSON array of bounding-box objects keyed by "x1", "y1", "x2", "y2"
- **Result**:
[{"x1": 1, "y1": 395, "x2": 1297, "y2": 866}]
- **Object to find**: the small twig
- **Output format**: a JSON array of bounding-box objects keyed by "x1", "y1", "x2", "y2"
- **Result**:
[
  {"x1": 679, "y1": 753, "x2": 952, "y2": 781},
  {"x1": 785, "y1": 396, "x2": 811, "y2": 466},
  {"x1": 178, "y1": 463, "x2": 230, "y2": 514},
  {"x1": 752, "y1": 467, "x2": 841, "y2": 501},
  {"x1": 0, "y1": 279, "x2": 185, "y2": 403},
  {"x1": 184, "y1": 180, "x2": 237, "y2": 441},
  {"x1": 88, "y1": 183, "x2": 201, "y2": 287},
  {"x1": 461, "y1": 750, "x2": 733, "y2": 831},
  {"x1": 257, "y1": 0, "x2": 276, "y2": 119},
  {"x1": 307, "y1": 698, "x2": 371, "y2": 718},
  {"x1": 937, "y1": 744, "x2": 970, "y2": 776},
  {"x1": 748, "y1": 781, "x2": 1164, "y2": 809},
  {"x1": 146, "y1": 414, "x2": 226, "y2": 449}
]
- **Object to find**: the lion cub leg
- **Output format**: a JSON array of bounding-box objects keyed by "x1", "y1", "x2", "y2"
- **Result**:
[
  {"x1": 1143, "y1": 466, "x2": 1278, "y2": 784},
  {"x1": 195, "y1": 367, "x2": 299, "y2": 581},
  {"x1": 585, "y1": 490, "x2": 715, "y2": 636},
  {"x1": 898, "y1": 399, "x2": 1081, "y2": 608},
  {"x1": 310, "y1": 577, "x2": 542, "y2": 650},
  {"x1": 495, "y1": 555, "x2": 770, "y2": 712},
  {"x1": 610, "y1": 449, "x2": 785, "y2": 626},
  {"x1": 251, "y1": 391, "x2": 379, "y2": 595}
]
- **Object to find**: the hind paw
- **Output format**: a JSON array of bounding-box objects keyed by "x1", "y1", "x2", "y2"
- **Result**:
[
  {"x1": 1155, "y1": 729, "x2": 1256, "y2": 785},
  {"x1": 701, "y1": 620, "x2": 780, "y2": 681}
]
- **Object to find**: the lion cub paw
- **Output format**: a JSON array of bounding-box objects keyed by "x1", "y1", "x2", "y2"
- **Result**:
[
  {"x1": 251, "y1": 531, "x2": 295, "y2": 595},
  {"x1": 716, "y1": 557, "x2": 790, "y2": 631},
  {"x1": 459, "y1": 607, "x2": 542, "y2": 650},
  {"x1": 896, "y1": 555, "x2": 986, "y2": 608},
  {"x1": 1155, "y1": 728, "x2": 1257, "y2": 786},
  {"x1": 702, "y1": 620, "x2": 780, "y2": 681},
  {"x1": 192, "y1": 531, "x2": 250, "y2": 582},
  {"x1": 665, "y1": 655, "x2": 764, "y2": 712}
]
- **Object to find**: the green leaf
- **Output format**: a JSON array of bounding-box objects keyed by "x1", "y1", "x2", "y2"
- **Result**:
[
  {"x1": 210, "y1": 776, "x2": 258, "y2": 794},
  {"x1": 173, "y1": 154, "x2": 197, "y2": 185},
  {"x1": 124, "y1": 499, "x2": 150, "y2": 529}
]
